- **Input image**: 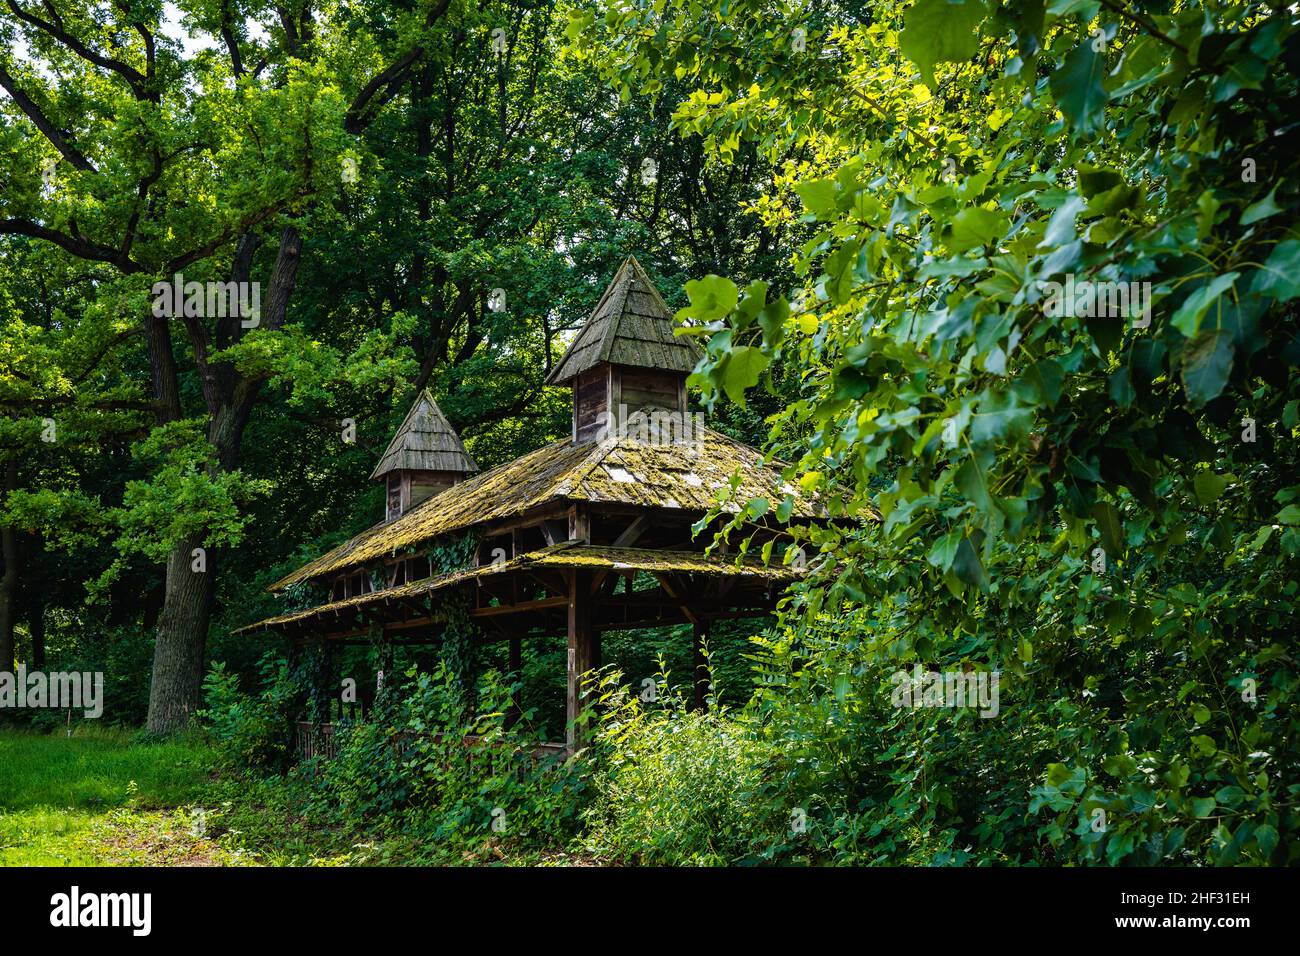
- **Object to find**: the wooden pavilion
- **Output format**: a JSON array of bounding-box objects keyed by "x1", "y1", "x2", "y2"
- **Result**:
[{"x1": 239, "y1": 256, "x2": 821, "y2": 754}]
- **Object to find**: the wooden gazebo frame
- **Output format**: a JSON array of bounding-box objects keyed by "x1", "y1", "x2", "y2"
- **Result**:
[{"x1": 239, "y1": 257, "x2": 822, "y2": 754}]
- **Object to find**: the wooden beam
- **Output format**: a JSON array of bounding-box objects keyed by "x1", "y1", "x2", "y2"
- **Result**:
[
  {"x1": 568, "y1": 504, "x2": 590, "y2": 544},
  {"x1": 612, "y1": 513, "x2": 650, "y2": 548},
  {"x1": 566, "y1": 569, "x2": 599, "y2": 753},
  {"x1": 471, "y1": 595, "x2": 569, "y2": 617},
  {"x1": 653, "y1": 572, "x2": 700, "y2": 626}
]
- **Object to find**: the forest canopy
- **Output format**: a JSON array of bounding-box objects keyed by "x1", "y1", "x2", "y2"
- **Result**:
[{"x1": 1, "y1": 0, "x2": 1297, "y2": 865}]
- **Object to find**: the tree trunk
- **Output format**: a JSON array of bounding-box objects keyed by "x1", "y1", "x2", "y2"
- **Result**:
[
  {"x1": 143, "y1": 309, "x2": 207, "y2": 734},
  {"x1": 0, "y1": 459, "x2": 18, "y2": 672},
  {"x1": 146, "y1": 532, "x2": 215, "y2": 733},
  {"x1": 143, "y1": 226, "x2": 301, "y2": 735}
]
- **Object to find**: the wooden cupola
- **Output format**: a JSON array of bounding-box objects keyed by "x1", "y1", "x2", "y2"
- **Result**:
[
  {"x1": 370, "y1": 389, "x2": 478, "y2": 522},
  {"x1": 544, "y1": 255, "x2": 704, "y2": 443}
]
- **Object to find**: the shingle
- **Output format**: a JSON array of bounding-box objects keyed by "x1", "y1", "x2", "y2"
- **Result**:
[
  {"x1": 544, "y1": 256, "x2": 703, "y2": 385},
  {"x1": 270, "y1": 427, "x2": 826, "y2": 592},
  {"x1": 369, "y1": 389, "x2": 479, "y2": 480}
]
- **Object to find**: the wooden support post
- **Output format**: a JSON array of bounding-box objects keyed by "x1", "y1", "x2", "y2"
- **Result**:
[
  {"x1": 566, "y1": 570, "x2": 599, "y2": 753},
  {"x1": 692, "y1": 620, "x2": 710, "y2": 712},
  {"x1": 568, "y1": 505, "x2": 590, "y2": 544},
  {"x1": 507, "y1": 634, "x2": 522, "y2": 728}
]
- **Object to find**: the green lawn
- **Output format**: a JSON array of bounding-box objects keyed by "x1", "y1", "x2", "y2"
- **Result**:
[
  {"x1": 0, "y1": 726, "x2": 250, "y2": 866},
  {"x1": 0, "y1": 726, "x2": 579, "y2": 866}
]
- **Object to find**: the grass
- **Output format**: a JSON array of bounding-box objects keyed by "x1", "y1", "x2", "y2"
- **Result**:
[
  {"x1": 0, "y1": 725, "x2": 248, "y2": 866},
  {"x1": 0, "y1": 724, "x2": 593, "y2": 866}
]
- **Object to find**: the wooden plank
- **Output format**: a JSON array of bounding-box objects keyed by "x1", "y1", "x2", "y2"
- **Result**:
[
  {"x1": 471, "y1": 595, "x2": 569, "y2": 617},
  {"x1": 566, "y1": 569, "x2": 599, "y2": 753},
  {"x1": 568, "y1": 504, "x2": 590, "y2": 543}
]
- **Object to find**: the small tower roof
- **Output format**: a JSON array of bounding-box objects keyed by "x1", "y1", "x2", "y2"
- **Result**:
[
  {"x1": 543, "y1": 256, "x2": 704, "y2": 387},
  {"x1": 369, "y1": 389, "x2": 479, "y2": 481}
]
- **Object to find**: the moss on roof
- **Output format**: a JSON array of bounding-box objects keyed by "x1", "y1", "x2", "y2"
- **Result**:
[
  {"x1": 244, "y1": 543, "x2": 799, "y2": 632},
  {"x1": 270, "y1": 427, "x2": 820, "y2": 592},
  {"x1": 544, "y1": 255, "x2": 703, "y2": 386}
]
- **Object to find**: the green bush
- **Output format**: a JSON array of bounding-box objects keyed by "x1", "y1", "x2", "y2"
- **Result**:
[
  {"x1": 314, "y1": 661, "x2": 587, "y2": 860},
  {"x1": 197, "y1": 653, "x2": 300, "y2": 771},
  {"x1": 583, "y1": 666, "x2": 780, "y2": 865}
]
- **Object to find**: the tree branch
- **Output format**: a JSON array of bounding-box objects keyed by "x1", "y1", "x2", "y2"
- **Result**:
[
  {"x1": 344, "y1": 0, "x2": 454, "y2": 133},
  {"x1": 4, "y1": 0, "x2": 154, "y2": 100},
  {"x1": 0, "y1": 62, "x2": 96, "y2": 171},
  {"x1": 0, "y1": 218, "x2": 137, "y2": 270}
]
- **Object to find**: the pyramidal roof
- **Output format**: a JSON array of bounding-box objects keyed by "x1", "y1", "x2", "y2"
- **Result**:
[
  {"x1": 544, "y1": 255, "x2": 705, "y2": 386},
  {"x1": 272, "y1": 426, "x2": 825, "y2": 591},
  {"x1": 369, "y1": 389, "x2": 479, "y2": 481}
]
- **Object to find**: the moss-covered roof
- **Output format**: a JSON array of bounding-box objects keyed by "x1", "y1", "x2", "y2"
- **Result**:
[
  {"x1": 370, "y1": 389, "x2": 478, "y2": 480},
  {"x1": 269, "y1": 427, "x2": 819, "y2": 592},
  {"x1": 245, "y1": 543, "x2": 799, "y2": 632},
  {"x1": 543, "y1": 255, "x2": 703, "y2": 386}
]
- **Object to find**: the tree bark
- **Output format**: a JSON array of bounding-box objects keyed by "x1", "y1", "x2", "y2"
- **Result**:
[
  {"x1": 0, "y1": 459, "x2": 18, "y2": 672},
  {"x1": 142, "y1": 306, "x2": 211, "y2": 735},
  {"x1": 146, "y1": 531, "x2": 215, "y2": 732},
  {"x1": 145, "y1": 225, "x2": 301, "y2": 734}
]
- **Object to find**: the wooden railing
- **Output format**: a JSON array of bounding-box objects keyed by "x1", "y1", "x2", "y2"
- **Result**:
[{"x1": 294, "y1": 721, "x2": 567, "y2": 764}]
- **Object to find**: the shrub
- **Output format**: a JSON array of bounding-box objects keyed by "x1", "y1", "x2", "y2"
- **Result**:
[
  {"x1": 314, "y1": 661, "x2": 587, "y2": 860},
  {"x1": 197, "y1": 653, "x2": 300, "y2": 771},
  {"x1": 582, "y1": 665, "x2": 780, "y2": 865}
]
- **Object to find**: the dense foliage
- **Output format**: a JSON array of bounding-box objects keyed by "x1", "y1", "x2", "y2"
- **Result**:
[
  {"x1": 3, "y1": 0, "x2": 1297, "y2": 865},
  {"x1": 581, "y1": 0, "x2": 1299, "y2": 863}
]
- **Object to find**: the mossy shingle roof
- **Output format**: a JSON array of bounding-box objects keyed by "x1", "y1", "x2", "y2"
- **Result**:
[
  {"x1": 270, "y1": 427, "x2": 820, "y2": 592},
  {"x1": 370, "y1": 389, "x2": 479, "y2": 480},
  {"x1": 543, "y1": 255, "x2": 704, "y2": 386}
]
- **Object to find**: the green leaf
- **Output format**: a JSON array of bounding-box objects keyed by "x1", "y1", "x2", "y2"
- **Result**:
[
  {"x1": 681, "y1": 275, "x2": 739, "y2": 322},
  {"x1": 1190, "y1": 797, "x2": 1217, "y2": 819},
  {"x1": 721, "y1": 346, "x2": 769, "y2": 407},
  {"x1": 794, "y1": 178, "x2": 839, "y2": 219},
  {"x1": 952, "y1": 534, "x2": 988, "y2": 590},
  {"x1": 1241, "y1": 182, "x2": 1282, "y2": 225},
  {"x1": 1193, "y1": 472, "x2": 1228, "y2": 505},
  {"x1": 1017, "y1": 358, "x2": 1065, "y2": 405},
  {"x1": 1255, "y1": 824, "x2": 1279, "y2": 858},
  {"x1": 927, "y1": 528, "x2": 962, "y2": 570},
  {"x1": 899, "y1": 0, "x2": 988, "y2": 86},
  {"x1": 1050, "y1": 42, "x2": 1108, "y2": 137},
  {"x1": 756, "y1": 297, "x2": 790, "y2": 350},
  {"x1": 1180, "y1": 329, "x2": 1235, "y2": 407},
  {"x1": 970, "y1": 390, "x2": 1033, "y2": 446},
  {"x1": 948, "y1": 206, "x2": 1009, "y2": 253},
  {"x1": 1255, "y1": 240, "x2": 1300, "y2": 301},
  {"x1": 954, "y1": 451, "x2": 996, "y2": 514},
  {"x1": 1170, "y1": 272, "x2": 1239, "y2": 337},
  {"x1": 1092, "y1": 501, "x2": 1123, "y2": 557},
  {"x1": 1214, "y1": 785, "x2": 1245, "y2": 806}
]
